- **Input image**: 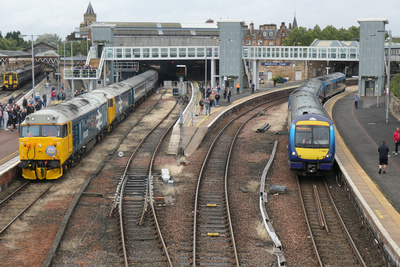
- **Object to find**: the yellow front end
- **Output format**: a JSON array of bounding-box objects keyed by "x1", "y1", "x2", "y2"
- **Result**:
[
  {"x1": 294, "y1": 147, "x2": 329, "y2": 160},
  {"x1": 294, "y1": 120, "x2": 330, "y2": 160},
  {"x1": 19, "y1": 136, "x2": 70, "y2": 180}
]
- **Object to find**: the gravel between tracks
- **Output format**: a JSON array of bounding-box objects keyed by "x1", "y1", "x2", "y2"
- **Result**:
[{"x1": 0, "y1": 98, "x2": 384, "y2": 266}]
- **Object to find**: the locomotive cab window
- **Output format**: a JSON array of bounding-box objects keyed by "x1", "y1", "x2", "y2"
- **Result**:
[
  {"x1": 41, "y1": 125, "x2": 61, "y2": 137},
  {"x1": 20, "y1": 126, "x2": 40, "y2": 137},
  {"x1": 295, "y1": 125, "x2": 329, "y2": 148}
]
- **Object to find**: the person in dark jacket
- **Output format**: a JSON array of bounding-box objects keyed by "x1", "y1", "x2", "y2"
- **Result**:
[
  {"x1": 22, "y1": 97, "x2": 28, "y2": 110},
  {"x1": 378, "y1": 141, "x2": 389, "y2": 174}
]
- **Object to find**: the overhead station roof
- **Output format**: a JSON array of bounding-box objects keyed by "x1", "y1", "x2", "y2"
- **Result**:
[
  {"x1": 0, "y1": 50, "x2": 31, "y2": 57},
  {"x1": 100, "y1": 22, "x2": 218, "y2": 29}
]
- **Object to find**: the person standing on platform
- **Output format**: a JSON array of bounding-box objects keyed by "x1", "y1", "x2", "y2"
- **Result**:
[
  {"x1": 236, "y1": 82, "x2": 240, "y2": 94},
  {"x1": 198, "y1": 98, "x2": 204, "y2": 116},
  {"x1": 205, "y1": 97, "x2": 211, "y2": 116},
  {"x1": 223, "y1": 88, "x2": 227, "y2": 102},
  {"x1": 210, "y1": 92, "x2": 215, "y2": 107},
  {"x1": 251, "y1": 83, "x2": 255, "y2": 94},
  {"x1": 392, "y1": 127, "x2": 400, "y2": 155},
  {"x1": 273, "y1": 78, "x2": 277, "y2": 87},
  {"x1": 378, "y1": 141, "x2": 389, "y2": 174},
  {"x1": 353, "y1": 93, "x2": 360, "y2": 109},
  {"x1": 227, "y1": 88, "x2": 232, "y2": 103},
  {"x1": 215, "y1": 92, "x2": 220, "y2": 106}
]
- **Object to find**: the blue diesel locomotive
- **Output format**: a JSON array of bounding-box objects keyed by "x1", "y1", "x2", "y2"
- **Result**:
[
  {"x1": 288, "y1": 72, "x2": 346, "y2": 176},
  {"x1": 18, "y1": 70, "x2": 158, "y2": 180}
]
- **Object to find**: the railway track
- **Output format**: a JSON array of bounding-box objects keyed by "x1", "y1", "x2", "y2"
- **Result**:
[
  {"x1": 0, "y1": 181, "x2": 55, "y2": 235},
  {"x1": 192, "y1": 92, "x2": 290, "y2": 266},
  {"x1": 297, "y1": 177, "x2": 366, "y2": 266},
  {"x1": 111, "y1": 100, "x2": 178, "y2": 266}
]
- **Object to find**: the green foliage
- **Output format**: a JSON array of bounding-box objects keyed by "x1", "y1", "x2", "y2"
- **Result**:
[
  {"x1": 273, "y1": 75, "x2": 284, "y2": 83},
  {"x1": 391, "y1": 74, "x2": 400, "y2": 98},
  {"x1": 282, "y1": 25, "x2": 361, "y2": 46},
  {"x1": 36, "y1": 34, "x2": 61, "y2": 46},
  {"x1": 57, "y1": 39, "x2": 91, "y2": 57}
]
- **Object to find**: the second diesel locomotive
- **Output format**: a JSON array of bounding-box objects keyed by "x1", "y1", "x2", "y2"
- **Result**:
[
  {"x1": 18, "y1": 70, "x2": 158, "y2": 180},
  {"x1": 288, "y1": 72, "x2": 346, "y2": 176}
]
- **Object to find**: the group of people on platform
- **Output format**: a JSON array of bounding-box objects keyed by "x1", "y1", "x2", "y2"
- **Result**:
[
  {"x1": 198, "y1": 85, "x2": 232, "y2": 116},
  {"x1": 0, "y1": 96, "x2": 37, "y2": 133}
]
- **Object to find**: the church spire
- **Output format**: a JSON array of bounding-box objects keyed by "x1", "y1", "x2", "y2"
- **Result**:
[
  {"x1": 292, "y1": 10, "x2": 298, "y2": 29},
  {"x1": 86, "y1": 1, "x2": 95, "y2": 15}
]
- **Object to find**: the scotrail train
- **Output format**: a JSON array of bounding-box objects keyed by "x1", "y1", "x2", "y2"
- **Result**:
[
  {"x1": 288, "y1": 72, "x2": 346, "y2": 176},
  {"x1": 18, "y1": 70, "x2": 158, "y2": 180},
  {"x1": 3, "y1": 65, "x2": 41, "y2": 90}
]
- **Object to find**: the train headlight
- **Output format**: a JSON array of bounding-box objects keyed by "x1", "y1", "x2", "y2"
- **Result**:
[
  {"x1": 326, "y1": 153, "x2": 332, "y2": 158},
  {"x1": 292, "y1": 151, "x2": 297, "y2": 156}
]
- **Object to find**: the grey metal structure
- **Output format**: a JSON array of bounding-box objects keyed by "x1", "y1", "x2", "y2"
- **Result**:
[
  {"x1": 219, "y1": 21, "x2": 244, "y2": 92},
  {"x1": 357, "y1": 18, "x2": 388, "y2": 96}
]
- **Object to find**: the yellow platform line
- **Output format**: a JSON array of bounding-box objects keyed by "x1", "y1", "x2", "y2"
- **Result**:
[{"x1": 325, "y1": 87, "x2": 400, "y2": 227}]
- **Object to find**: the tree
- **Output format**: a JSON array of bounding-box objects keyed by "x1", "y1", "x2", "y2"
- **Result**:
[
  {"x1": 282, "y1": 25, "x2": 361, "y2": 46},
  {"x1": 36, "y1": 33, "x2": 61, "y2": 46}
]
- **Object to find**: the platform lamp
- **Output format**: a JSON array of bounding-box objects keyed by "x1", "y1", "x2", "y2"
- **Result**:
[
  {"x1": 386, "y1": 30, "x2": 392, "y2": 123},
  {"x1": 19, "y1": 34, "x2": 40, "y2": 100},
  {"x1": 204, "y1": 37, "x2": 210, "y2": 99}
]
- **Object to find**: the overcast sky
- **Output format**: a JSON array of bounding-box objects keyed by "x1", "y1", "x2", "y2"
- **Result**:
[{"x1": 2, "y1": 0, "x2": 399, "y2": 41}]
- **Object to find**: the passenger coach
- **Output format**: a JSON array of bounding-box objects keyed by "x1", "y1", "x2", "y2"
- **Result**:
[{"x1": 288, "y1": 73, "x2": 346, "y2": 176}]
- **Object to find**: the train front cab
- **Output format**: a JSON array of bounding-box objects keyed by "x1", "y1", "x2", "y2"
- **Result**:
[
  {"x1": 4, "y1": 72, "x2": 18, "y2": 89},
  {"x1": 288, "y1": 119, "x2": 335, "y2": 175},
  {"x1": 18, "y1": 122, "x2": 73, "y2": 180}
]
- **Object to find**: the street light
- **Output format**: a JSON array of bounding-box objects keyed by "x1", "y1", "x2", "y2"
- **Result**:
[
  {"x1": 19, "y1": 34, "x2": 39, "y2": 99},
  {"x1": 63, "y1": 40, "x2": 77, "y2": 99},
  {"x1": 386, "y1": 30, "x2": 392, "y2": 123}
]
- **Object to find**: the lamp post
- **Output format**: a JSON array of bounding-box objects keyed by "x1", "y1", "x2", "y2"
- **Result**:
[
  {"x1": 63, "y1": 40, "x2": 77, "y2": 99},
  {"x1": 19, "y1": 34, "x2": 37, "y2": 99},
  {"x1": 386, "y1": 30, "x2": 392, "y2": 123},
  {"x1": 204, "y1": 37, "x2": 210, "y2": 99}
]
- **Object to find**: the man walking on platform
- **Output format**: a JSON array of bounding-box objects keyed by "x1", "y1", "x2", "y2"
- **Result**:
[
  {"x1": 353, "y1": 93, "x2": 360, "y2": 109},
  {"x1": 378, "y1": 141, "x2": 389, "y2": 174},
  {"x1": 392, "y1": 127, "x2": 400, "y2": 155}
]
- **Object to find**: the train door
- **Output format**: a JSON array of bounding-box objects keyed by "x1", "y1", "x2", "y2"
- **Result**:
[
  {"x1": 107, "y1": 98, "x2": 115, "y2": 129},
  {"x1": 68, "y1": 122, "x2": 72, "y2": 154}
]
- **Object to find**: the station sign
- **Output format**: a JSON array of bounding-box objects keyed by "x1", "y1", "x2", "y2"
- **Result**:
[{"x1": 262, "y1": 62, "x2": 290, "y2": 66}]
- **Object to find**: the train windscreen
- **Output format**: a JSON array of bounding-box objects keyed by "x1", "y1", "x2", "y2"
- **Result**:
[{"x1": 295, "y1": 125, "x2": 329, "y2": 148}]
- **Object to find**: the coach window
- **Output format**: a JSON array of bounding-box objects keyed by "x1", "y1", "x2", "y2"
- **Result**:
[{"x1": 108, "y1": 99, "x2": 113, "y2": 107}]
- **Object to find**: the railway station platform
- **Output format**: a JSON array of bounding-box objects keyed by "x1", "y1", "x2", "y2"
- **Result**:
[
  {"x1": 170, "y1": 82, "x2": 400, "y2": 264},
  {"x1": 325, "y1": 88, "x2": 400, "y2": 264},
  {"x1": 1, "y1": 78, "x2": 400, "y2": 263}
]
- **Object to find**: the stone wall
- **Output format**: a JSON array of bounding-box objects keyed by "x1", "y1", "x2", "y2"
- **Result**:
[{"x1": 389, "y1": 92, "x2": 400, "y2": 122}]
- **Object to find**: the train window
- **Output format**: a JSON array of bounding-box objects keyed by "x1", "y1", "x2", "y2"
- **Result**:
[
  {"x1": 108, "y1": 99, "x2": 113, "y2": 107},
  {"x1": 295, "y1": 125, "x2": 329, "y2": 148},
  {"x1": 62, "y1": 124, "x2": 68, "y2": 137},
  {"x1": 42, "y1": 125, "x2": 61, "y2": 137},
  {"x1": 20, "y1": 126, "x2": 40, "y2": 137}
]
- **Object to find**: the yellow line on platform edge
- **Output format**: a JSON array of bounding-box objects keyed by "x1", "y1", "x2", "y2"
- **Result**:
[{"x1": 325, "y1": 86, "x2": 400, "y2": 226}]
